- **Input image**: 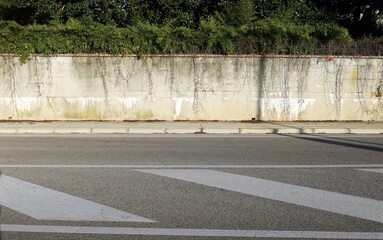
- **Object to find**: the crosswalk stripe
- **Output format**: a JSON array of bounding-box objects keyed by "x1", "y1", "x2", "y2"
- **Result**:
[
  {"x1": 137, "y1": 169, "x2": 383, "y2": 223},
  {"x1": 357, "y1": 168, "x2": 383, "y2": 174},
  {"x1": 1, "y1": 225, "x2": 383, "y2": 239},
  {"x1": 2, "y1": 164, "x2": 383, "y2": 169},
  {"x1": 0, "y1": 175, "x2": 154, "y2": 222}
]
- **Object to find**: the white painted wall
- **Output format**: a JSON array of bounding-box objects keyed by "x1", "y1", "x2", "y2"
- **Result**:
[{"x1": 0, "y1": 55, "x2": 382, "y2": 121}]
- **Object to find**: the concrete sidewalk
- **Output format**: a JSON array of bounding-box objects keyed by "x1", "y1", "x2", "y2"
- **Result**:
[{"x1": 0, "y1": 121, "x2": 382, "y2": 134}]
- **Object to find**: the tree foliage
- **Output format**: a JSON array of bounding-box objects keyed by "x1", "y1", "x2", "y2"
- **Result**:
[
  {"x1": 313, "y1": 0, "x2": 383, "y2": 37},
  {"x1": 0, "y1": 0, "x2": 381, "y2": 59},
  {"x1": 1, "y1": 0, "x2": 381, "y2": 36}
]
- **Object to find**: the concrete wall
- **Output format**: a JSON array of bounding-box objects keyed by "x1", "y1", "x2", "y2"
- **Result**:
[{"x1": 0, "y1": 55, "x2": 382, "y2": 121}]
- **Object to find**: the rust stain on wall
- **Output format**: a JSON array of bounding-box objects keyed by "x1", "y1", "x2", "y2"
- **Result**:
[{"x1": 351, "y1": 67, "x2": 357, "y2": 86}]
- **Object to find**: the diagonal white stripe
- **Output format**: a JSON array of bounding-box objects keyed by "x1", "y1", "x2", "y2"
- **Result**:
[
  {"x1": 357, "y1": 168, "x2": 383, "y2": 174},
  {"x1": 1, "y1": 225, "x2": 383, "y2": 239},
  {"x1": 0, "y1": 175, "x2": 154, "y2": 222},
  {"x1": 136, "y1": 169, "x2": 383, "y2": 223},
  {"x1": 2, "y1": 164, "x2": 383, "y2": 169}
]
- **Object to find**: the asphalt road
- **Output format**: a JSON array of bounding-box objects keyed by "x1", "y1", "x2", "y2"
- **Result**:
[{"x1": 0, "y1": 134, "x2": 383, "y2": 240}]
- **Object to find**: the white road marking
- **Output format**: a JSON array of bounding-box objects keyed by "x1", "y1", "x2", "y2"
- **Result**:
[
  {"x1": 357, "y1": 168, "x2": 383, "y2": 174},
  {"x1": 1, "y1": 225, "x2": 383, "y2": 239},
  {"x1": 137, "y1": 169, "x2": 383, "y2": 223},
  {"x1": 1, "y1": 134, "x2": 382, "y2": 138},
  {"x1": 0, "y1": 175, "x2": 154, "y2": 222},
  {"x1": 1, "y1": 164, "x2": 383, "y2": 169}
]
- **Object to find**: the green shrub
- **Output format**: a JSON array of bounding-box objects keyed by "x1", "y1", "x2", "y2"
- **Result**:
[{"x1": 0, "y1": 19, "x2": 378, "y2": 63}]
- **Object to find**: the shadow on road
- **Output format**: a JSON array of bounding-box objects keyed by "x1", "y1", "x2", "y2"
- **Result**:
[
  {"x1": 318, "y1": 135, "x2": 383, "y2": 147},
  {"x1": 284, "y1": 134, "x2": 383, "y2": 153},
  {"x1": 267, "y1": 122, "x2": 383, "y2": 153}
]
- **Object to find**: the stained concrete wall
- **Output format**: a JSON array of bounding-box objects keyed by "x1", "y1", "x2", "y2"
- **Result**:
[{"x1": 0, "y1": 55, "x2": 382, "y2": 121}]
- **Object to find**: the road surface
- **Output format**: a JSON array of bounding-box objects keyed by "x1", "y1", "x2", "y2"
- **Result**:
[{"x1": 0, "y1": 134, "x2": 383, "y2": 239}]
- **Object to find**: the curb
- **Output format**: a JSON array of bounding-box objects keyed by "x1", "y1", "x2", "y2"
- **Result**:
[
  {"x1": 203, "y1": 128, "x2": 240, "y2": 134},
  {"x1": 91, "y1": 128, "x2": 129, "y2": 134},
  {"x1": 0, "y1": 128, "x2": 17, "y2": 134},
  {"x1": 314, "y1": 128, "x2": 349, "y2": 134},
  {"x1": 240, "y1": 128, "x2": 275, "y2": 134},
  {"x1": 0, "y1": 128, "x2": 381, "y2": 135},
  {"x1": 17, "y1": 128, "x2": 55, "y2": 134},
  {"x1": 165, "y1": 128, "x2": 200, "y2": 134},
  {"x1": 349, "y1": 129, "x2": 383, "y2": 134},
  {"x1": 128, "y1": 128, "x2": 165, "y2": 134},
  {"x1": 54, "y1": 128, "x2": 92, "y2": 134}
]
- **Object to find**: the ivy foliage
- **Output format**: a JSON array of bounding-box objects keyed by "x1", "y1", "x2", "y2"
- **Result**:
[
  {"x1": 0, "y1": 0, "x2": 381, "y2": 61},
  {"x1": 0, "y1": 17, "x2": 358, "y2": 62}
]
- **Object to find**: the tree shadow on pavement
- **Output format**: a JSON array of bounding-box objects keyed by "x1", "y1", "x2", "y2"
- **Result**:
[
  {"x1": 268, "y1": 122, "x2": 383, "y2": 152},
  {"x1": 283, "y1": 134, "x2": 383, "y2": 153}
]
